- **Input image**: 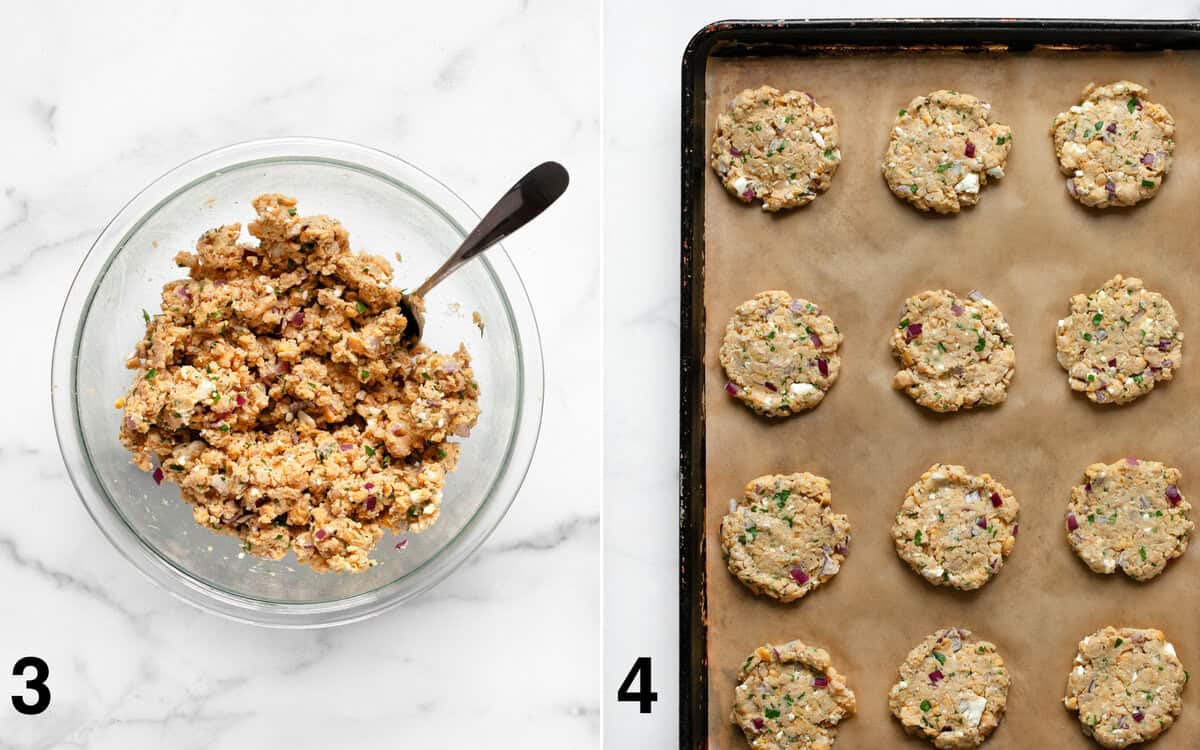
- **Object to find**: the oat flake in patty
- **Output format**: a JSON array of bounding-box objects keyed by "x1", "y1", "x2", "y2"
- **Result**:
[
  {"x1": 720, "y1": 472, "x2": 851, "y2": 603},
  {"x1": 1064, "y1": 626, "x2": 1187, "y2": 749},
  {"x1": 882, "y1": 90, "x2": 1012, "y2": 214},
  {"x1": 711, "y1": 85, "x2": 841, "y2": 211},
  {"x1": 1064, "y1": 458, "x2": 1192, "y2": 581},
  {"x1": 719, "y1": 290, "x2": 842, "y2": 417},
  {"x1": 732, "y1": 639, "x2": 857, "y2": 750},
  {"x1": 1055, "y1": 274, "x2": 1182, "y2": 405},
  {"x1": 892, "y1": 464, "x2": 1019, "y2": 591},
  {"x1": 117, "y1": 194, "x2": 480, "y2": 573},
  {"x1": 1052, "y1": 81, "x2": 1175, "y2": 208},
  {"x1": 890, "y1": 628, "x2": 1010, "y2": 750}
]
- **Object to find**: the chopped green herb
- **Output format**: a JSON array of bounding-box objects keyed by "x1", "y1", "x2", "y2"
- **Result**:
[
  {"x1": 975, "y1": 337, "x2": 985, "y2": 352},
  {"x1": 932, "y1": 651, "x2": 946, "y2": 665},
  {"x1": 898, "y1": 108, "x2": 908, "y2": 117},
  {"x1": 920, "y1": 699, "x2": 931, "y2": 712},
  {"x1": 913, "y1": 529, "x2": 923, "y2": 545},
  {"x1": 936, "y1": 162, "x2": 953, "y2": 173},
  {"x1": 356, "y1": 301, "x2": 367, "y2": 314},
  {"x1": 1142, "y1": 179, "x2": 1155, "y2": 188},
  {"x1": 288, "y1": 207, "x2": 297, "y2": 216},
  {"x1": 764, "y1": 708, "x2": 780, "y2": 719},
  {"x1": 1092, "y1": 313, "x2": 1103, "y2": 326},
  {"x1": 145, "y1": 368, "x2": 157, "y2": 381},
  {"x1": 1115, "y1": 638, "x2": 1124, "y2": 647},
  {"x1": 1127, "y1": 97, "x2": 1138, "y2": 113},
  {"x1": 142, "y1": 309, "x2": 151, "y2": 323},
  {"x1": 364, "y1": 445, "x2": 376, "y2": 457},
  {"x1": 1139, "y1": 546, "x2": 1147, "y2": 561}
]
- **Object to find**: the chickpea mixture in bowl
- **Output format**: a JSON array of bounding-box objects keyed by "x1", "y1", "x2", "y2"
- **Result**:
[{"x1": 116, "y1": 194, "x2": 480, "y2": 573}]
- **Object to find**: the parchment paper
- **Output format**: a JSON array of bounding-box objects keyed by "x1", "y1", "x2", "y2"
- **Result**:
[{"x1": 703, "y1": 49, "x2": 1200, "y2": 749}]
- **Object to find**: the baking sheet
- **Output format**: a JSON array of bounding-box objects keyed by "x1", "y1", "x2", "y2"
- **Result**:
[{"x1": 702, "y1": 48, "x2": 1200, "y2": 749}]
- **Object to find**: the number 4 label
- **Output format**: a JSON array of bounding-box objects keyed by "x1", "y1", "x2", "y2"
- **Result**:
[{"x1": 616, "y1": 656, "x2": 658, "y2": 713}]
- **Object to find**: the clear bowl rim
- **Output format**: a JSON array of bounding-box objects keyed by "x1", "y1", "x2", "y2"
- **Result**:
[{"x1": 50, "y1": 136, "x2": 545, "y2": 628}]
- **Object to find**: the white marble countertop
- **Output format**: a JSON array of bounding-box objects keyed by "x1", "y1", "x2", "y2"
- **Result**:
[
  {"x1": 603, "y1": 1, "x2": 1199, "y2": 747},
  {"x1": 1, "y1": 2, "x2": 600, "y2": 748}
]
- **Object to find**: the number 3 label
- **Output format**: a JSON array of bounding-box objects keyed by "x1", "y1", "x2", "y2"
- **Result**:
[{"x1": 12, "y1": 657, "x2": 50, "y2": 715}]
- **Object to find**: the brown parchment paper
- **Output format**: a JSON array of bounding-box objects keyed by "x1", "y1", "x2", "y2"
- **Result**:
[{"x1": 703, "y1": 49, "x2": 1200, "y2": 749}]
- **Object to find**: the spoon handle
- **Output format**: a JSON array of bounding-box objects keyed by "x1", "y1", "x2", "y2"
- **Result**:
[{"x1": 414, "y1": 161, "x2": 569, "y2": 298}]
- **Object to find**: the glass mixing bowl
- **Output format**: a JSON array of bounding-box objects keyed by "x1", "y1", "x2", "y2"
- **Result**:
[{"x1": 51, "y1": 137, "x2": 543, "y2": 627}]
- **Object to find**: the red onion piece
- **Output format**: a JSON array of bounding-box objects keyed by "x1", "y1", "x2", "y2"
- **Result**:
[
  {"x1": 1167, "y1": 485, "x2": 1182, "y2": 506},
  {"x1": 275, "y1": 361, "x2": 292, "y2": 374},
  {"x1": 951, "y1": 304, "x2": 964, "y2": 316},
  {"x1": 176, "y1": 286, "x2": 192, "y2": 301},
  {"x1": 1108, "y1": 359, "x2": 1118, "y2": 368},
  {"x1": 366, "y1": 497, "x2": 377, "y2": 511},
  {"x1": 817, "y1": 359, "x2": 829, "y2": 377},
  {"x1": 236, "y1": 394, "x2": 246, "y2": 406},
  {"x1": 929, "y1": 670, "x2": 944, "y2": 684},
  {"x1": 395, "y1": 538, "x2": 409, "y2": 551},
  {"x1": 1133, "y1": 711, "x2": 1144, "y2": 723},
  {"x1": 289, "y1": 310, "x2": 305, "y2": 327},
  {"x1": 1066, "y1": 179, "x2": 1078, "y2": 197},
  {"x1": 1085, "y1": 482, "x2": 1092, "y2": 493},
  {"x1": 1105, "y1": 180, "x2": 1116, "y2": 194},
  {"x1": 314, "y1": 528, "x2": 327, "y2": 540},
  {"x1": 730, "y1": 146, "x2": 742, "y2": 157},
  {"x1": 751, "y1": 718, "x2": 764, "y2": 731},
  {"x1": 1066, "y1": 513, "x2": 1079, "y2": 532},
  {"x1": 152, "y1": 467, "x2": 164, "y2": 485},
  {"x1": 788, "y1": 300, "x2": 804, "y2": 313},
  {"x1": 1141, "y1": 152, "x2": 1155, "y2": 166},
  {"x1": 453, "y1": 424, "x2": 472, "y2": 438},
  {"x1": 813, "y1": 675, "x2": 829, "y2": 688},
  {"x1": 990, "y1": 492, "x2": 1002, "y2": 507},
  {"x1": 741, "y1": 189, "x2": 754, "y2": 201},
  {"x1": 724, "y1": 382, "x2": 739, "y2": 396},
  {"x1": 363, "y1": 482, "x2": 374, "y2": 490},
  {"x1": 965, "y1": 141, "x2": 976, "y2": 158},
  {"x1": 834, "y1": 543, "x2": 849, "y2": 556},
  {"x1": 1106, "y1": 122, "x2": 1117, "y2": 134},
  {"x1": 764, "y1": 382, "x2": 777, "y2": 392},
  {"x1": 1011, "y1": 523, "x2": 1019, "y2": 537},
  {"x1": 906, "y1": 323, "x2": 923, "y2": 340},
  {"x1": 810, "y1": 333, "x2": 822, "y2": 347},
  {"x1": 1158, "y1": 338, "x2": 1174, "y2": 352},
  {"x1": 789, "y1": 567, "x2": 809, "y2": 585},
  {"x1": 976, "y1": 517, "x2": 987, "y2": 530},
  {"x1": 1125, "y1": 457, "x2": 1139, "y2": 467},
  {"x1": 339, "y1": 443, "x2": 354, "y2": 452}
]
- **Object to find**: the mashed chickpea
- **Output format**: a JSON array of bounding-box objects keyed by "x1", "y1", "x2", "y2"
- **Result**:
[{"x1": 118, "y1": 194, "x2": 480, "y2": 573}]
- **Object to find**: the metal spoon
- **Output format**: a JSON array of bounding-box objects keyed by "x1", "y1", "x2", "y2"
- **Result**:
[{"x1": 399, "y1": 161, "x2": 569, "y2": 346}]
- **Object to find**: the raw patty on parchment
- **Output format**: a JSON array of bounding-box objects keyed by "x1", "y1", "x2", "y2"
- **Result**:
[
  {"x1": 732, "y1": 639, "x2": 857, "y2": 750},
  {"x1": 720, "y1": 290, "x2": 842, "y2": 417},
  {"x1": 1055, "y1": 274, "x2": 1182, "y2": 405},
  {"x1": 1051, "y1": 81, "x2": 1175, "y2": 208},
  {"x1": 882, "y1": 90, "x2": 1012, "y2": 214},
  {"x1": 1064, "y1": 458, "x2": 1192, "y2": 581},
  {"x1": 889, "y1": 627, "x2": 1010, "y2": 750},
  {"x1": 1064, "y1": 626, "x2": 1187, "y2": 749},
  {"x1": 892, "y1": 289, "x2": 1015, "y2": 412},
  {"x1": 892, "y1": 464, "x2": 1019, "y2": 591},
  {"x1": 711, "y1": 85, "x2": 841, "y2": 211},
  {"x1": 720, "y1": 472, "x2": 851, "y2": 602}
]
